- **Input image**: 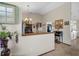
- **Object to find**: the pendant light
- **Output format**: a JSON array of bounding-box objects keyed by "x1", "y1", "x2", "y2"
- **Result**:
[{"x1": 24, "y1": 5, "x2": 32, "y2": 24}]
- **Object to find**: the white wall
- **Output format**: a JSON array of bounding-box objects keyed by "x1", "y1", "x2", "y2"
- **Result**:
[
  {"x1": 71, "y1": 2, "x2": 79, "y2": 37},
  {"x1": 43, "y1": 2, "x2": 71, "y2": 24},
  {"x1": 0, "y1": 24, "x2": 18, "y2": 32},
  {"x1": 43, "y1": 2, "x2": 71, "y2": 45},
  {"x1": 77, "y1": 20, "x2": 79, "y2": 37},
  {"x1": 22, "y1": 13, "x2": 43, "y2": 24}
]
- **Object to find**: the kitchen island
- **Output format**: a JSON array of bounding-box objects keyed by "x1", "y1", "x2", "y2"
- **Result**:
[{"x1": 13, "y1": 32, "x2": 55, "y2": 56}]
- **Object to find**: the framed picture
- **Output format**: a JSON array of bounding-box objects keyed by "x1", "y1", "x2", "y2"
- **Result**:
[
  {"x1": 55, "y1": 19, "x2": 63, "y2": 29},
  {"x1": 64, "y1": 21, "x2": 69, "y2": 25}
]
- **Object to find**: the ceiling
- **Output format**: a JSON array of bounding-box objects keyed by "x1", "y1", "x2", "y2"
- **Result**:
[{"x1": 7, "y1": 2, "x2": 65, "y2": 15}]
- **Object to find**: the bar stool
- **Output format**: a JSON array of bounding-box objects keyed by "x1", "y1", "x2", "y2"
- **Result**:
[{"x1": 55, "y1": 31, "x2": 63, "y2": 44}]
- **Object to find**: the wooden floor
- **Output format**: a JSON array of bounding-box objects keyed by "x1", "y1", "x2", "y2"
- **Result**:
[{"x1": 42, "y1": 38, "x2": 79, "y2": 56}]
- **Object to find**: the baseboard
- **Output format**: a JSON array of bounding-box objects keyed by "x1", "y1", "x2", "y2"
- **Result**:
[
  {"x1": 38, "y1": 49, "x2": 55, "y2": 56},
  {"x1": 62, "y1": 42, "x2": 71, "y2": 46}
]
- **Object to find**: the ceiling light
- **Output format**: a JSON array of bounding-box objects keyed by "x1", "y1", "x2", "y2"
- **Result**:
[{"x1": 23, "y1": 5, "x2": 32, "y2": 24}]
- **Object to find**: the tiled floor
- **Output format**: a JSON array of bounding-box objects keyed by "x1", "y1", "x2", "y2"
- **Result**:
[{"x1": 42, "y1": 39, "x2": 79, "y2": 56}]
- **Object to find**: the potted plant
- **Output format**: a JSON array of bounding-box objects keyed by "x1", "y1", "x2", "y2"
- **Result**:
[
  {"x1": 0, "y1": 24, "x2": 9, "y2": 48},
  {"x1": 0, "y1": 32, "x2": 9, "y2": 48},
  {"x1": 0, "y1": 24, "x2": 11, "y2": 56}
]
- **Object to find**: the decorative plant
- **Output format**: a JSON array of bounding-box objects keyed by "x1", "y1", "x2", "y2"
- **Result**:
[
  {"x1": 0, "y1": 24, "x2": 9, "y2": 40},
  {"x1": 0, "y1": 24, "x2": 10, "y2": 51},
  {"x1": 0, "y1": 32, "x2": 9, "y2": 39}
]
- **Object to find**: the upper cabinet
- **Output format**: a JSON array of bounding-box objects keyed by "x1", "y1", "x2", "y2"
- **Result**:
[
  {"x1": 0, "y1": 3, "x2": 19, "y2": 24},
  {"x1": 71, "y1": 3, "x2": 79, "y2": 20}
]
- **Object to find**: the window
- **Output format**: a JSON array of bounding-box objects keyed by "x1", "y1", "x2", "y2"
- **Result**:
[{"x1": 0, "y1": 3, "x2": 19, "y2": 24}]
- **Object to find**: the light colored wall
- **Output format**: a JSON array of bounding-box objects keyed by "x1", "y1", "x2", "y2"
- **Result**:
[
  {"x1": 22, "y1": 13, "x2": 43, "y2": 24},
  {"x1": 71, "y1": 2, "x2": 79, "y2": 37},
  {"x1": 0, "y1": 24, "x2": 18, "y2": 32},
  {"x1": 43, "y1": 2, "x2": 71, "y2": 45},
  {"x1": 77, "y1": 20, "x2": 79, "y2": 37},
  {"x1": 43, "y1": 2, "x2": 71, "y2": 24}
]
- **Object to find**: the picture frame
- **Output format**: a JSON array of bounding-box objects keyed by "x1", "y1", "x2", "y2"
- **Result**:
[{"x1": 64, "y1": 21, "x2": 69, "y2": 25}]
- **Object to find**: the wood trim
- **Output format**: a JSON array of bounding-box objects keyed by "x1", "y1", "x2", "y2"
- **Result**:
[
  {"x1": 38, "y1": 49, "x2": 55, "y2": 56},
  {"x1": 62, "y1": 42, "x2": 71, "y2": 46}
]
